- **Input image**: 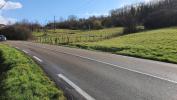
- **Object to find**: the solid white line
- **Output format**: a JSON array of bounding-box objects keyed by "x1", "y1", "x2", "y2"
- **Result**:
[
  {"x1": 58, "y1": 51, "x2": 177, "y2": 84},
  {"x1": 15, "y1": 47, "x2": 20, "y2": 49},
  {"x1": 21, "y1": 44, "x2": 177, "y2": 84},
  {"x1": 22, "y1": 50, "x2": 28, "y2": 54},
  {"x1": 58, "y1": 74, "x2": 95, "y2": 100},
  {"x1": 33, "y1": 56, "x2": 43, "y2": 62}
]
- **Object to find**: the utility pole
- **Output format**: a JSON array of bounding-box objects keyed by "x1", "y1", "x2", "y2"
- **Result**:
[
  {"x1": 44, "y1": 19, "x2": 48, "y2": 36},
  {"x1": 89, "y1": 24, "x2": 91, "y2": 31},
  {"x1": 54, "y1": 16, "x2": 56, "y2": 33}
]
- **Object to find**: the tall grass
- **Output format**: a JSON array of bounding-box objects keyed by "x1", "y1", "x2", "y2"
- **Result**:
[{"x1": 0, "y1": 44, "x2": 65, "y2": 100}]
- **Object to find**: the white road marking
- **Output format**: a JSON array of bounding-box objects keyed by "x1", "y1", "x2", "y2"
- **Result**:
[
  {"x1": 33, "y1": 56, "x2": 43, "y2": 62},
  {"x1": 19, "y1": 44, "x2": 177, "y2": 84},
  {"x1": 22, "y1": 50, "x2": 28, "y2": 54},
  {"x1": 58, "y1": 74, "x2": 95, "y2": 100},
  {"x1": 57, "y1": 51, "x2": 177, "y2": 84},
  {"x1": 15, "y1": 47, "x2": 20, "y2": 49}
]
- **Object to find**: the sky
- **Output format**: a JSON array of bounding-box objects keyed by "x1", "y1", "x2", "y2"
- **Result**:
[{"x1": 0, "y1": 0, "x2": 151, "y2": 25}]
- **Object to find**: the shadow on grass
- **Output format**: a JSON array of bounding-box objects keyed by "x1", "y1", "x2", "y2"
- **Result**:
[
  {"x1": 75, "y1": 44, "x2": 126, "y2": 52},
  {"x1": 0, "y1": 51, "x2": 7, "y2": 99},
  {"x1": 0, "y1": 50, "x2": 18, "y2": 100}
]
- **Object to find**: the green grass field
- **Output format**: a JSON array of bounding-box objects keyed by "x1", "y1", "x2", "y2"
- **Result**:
[
  {"x1": 72, "y1": 27, "x2": 177, "y2": 64},
  {"x1": 34, "y1": 27, "x2": 123, "y2": 37},
  {"x1": 0, "y1": 44, "x2": 65, "y2": 100},
  {"x1": 33, "y1": 27, "x2": 123, "y2": 44}
]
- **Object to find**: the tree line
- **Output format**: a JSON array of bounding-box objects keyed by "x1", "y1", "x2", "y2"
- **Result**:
[
  {"x1": 1, "y1": 0, "x2": 177, "y2": 40},
  {"x1": 46, "y1": 0, "x2": 177, "y2": 33}
]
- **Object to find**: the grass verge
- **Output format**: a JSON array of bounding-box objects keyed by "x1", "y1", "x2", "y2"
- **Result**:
[{"x1": 0, "y1": 44, "x2": 65, "y2": 100}]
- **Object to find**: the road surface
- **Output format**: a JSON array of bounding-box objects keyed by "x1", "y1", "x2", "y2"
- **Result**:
[{"x1": 5, "y1": 41, "x2": 177, "y2": 100}]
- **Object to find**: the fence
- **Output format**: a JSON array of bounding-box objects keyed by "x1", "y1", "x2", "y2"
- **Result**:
[{"x1": 34, "y1": 33, "x2": 120, "y2": 45}]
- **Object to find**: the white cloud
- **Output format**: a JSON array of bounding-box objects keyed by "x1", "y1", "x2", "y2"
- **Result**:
[
  {"x1": 0, "y1": 15, "x2": 16, "y2": 25},
  {"x1": 0, "y1": 0, "x2": 22, "y2": 25},
  {"x1": 2, "y1": 1, "x2": 22, "y2": 10}
]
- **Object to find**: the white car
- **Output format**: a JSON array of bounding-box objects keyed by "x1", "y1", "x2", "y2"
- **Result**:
[{"x1": 0, "y1": 35, "x2": 7, "y2": 41}]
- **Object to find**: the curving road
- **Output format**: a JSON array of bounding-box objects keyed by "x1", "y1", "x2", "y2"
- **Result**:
[{"x1": 6, "y1": 41, "x2": 177, "y2": 100}]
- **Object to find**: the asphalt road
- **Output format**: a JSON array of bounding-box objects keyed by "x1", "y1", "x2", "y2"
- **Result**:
[{"x1": 6, "y1": 41, "x2": 177, "y2": 100}]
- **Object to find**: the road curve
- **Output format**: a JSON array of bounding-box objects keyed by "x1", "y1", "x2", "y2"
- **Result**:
[{"x1": 6, "y1": 41, "x2": 177, "y2": 100}]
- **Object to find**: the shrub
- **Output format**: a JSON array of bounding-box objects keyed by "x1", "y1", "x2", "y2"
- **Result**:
[{"x1": 0, "y1": 25, "x2": 32, "y2": 40}]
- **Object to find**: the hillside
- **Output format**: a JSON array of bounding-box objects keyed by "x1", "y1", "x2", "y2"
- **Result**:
[
  {"x1": 34, "y1": 27, "x2": 123, "y2": 44},
  {"x1": 33, "y1": 27, "x2": 123, "y2": 37},
  {"x1": 73, "y1": 27, "x2": 177, "y2": 64}
]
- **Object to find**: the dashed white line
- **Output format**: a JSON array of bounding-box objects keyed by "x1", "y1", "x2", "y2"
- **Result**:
[
  {"x1": 15, "y1": 47, "x2": 20, "y2": 49},
  {"x1": 33, "y1": 56, "x2": 43, "y2": 62},
  {"x1": 19, "y1": 44, "x2": 177, "y2": 84},
  {"x1": 22, "y1": 50, "x2": 28, "y2": 54},
  {"x1": 58, "y1": 74, "x2": 95, "y2": 100}
]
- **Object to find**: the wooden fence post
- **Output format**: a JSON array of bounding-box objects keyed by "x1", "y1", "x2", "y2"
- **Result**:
[
  {"x1": 55, "y1": 38, "x2": 57, "y2": 45},
  {"x1": 67, "y1": 36, "x2": 69, "y2": 44}
]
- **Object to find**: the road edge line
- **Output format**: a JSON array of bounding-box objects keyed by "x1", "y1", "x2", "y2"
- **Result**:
[
  {"x1": 58, "y1": 74, "x2": 95, "y2": 100},
  {"x1": 33, "y1": 56, "x2": 43, "y2": 62},
  {"x1": 21, "y1": 43, "x2": 177, "y2": 84},
  {"x1": 22, "y1": 50, "x2": 29, "y2": 54},
  {"x1": 59, "y1": 51, "x2": 177, "y2": 84}
]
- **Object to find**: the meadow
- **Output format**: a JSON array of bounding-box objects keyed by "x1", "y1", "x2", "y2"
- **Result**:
[
  {"x1": 33, "y1": 27, "x2": 177, "y2": 64},
  {"x1": 0, "y1": 44, "x2": 65, "y2": 100},
  {"x1": 72, "y1": 27, "x2": 177, "y2": 64},
  {"x1": 33, "y1": 27, "x2": 123, "y2": 44}
]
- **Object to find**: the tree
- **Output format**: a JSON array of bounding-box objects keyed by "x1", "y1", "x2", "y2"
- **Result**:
[
  {"x1": 46, "y1": 0, "x2": 177, "y2": 31},
  {"x1": 0, "y1": 24, "x2": 32, "y2": 40},
  {"x1": 111, "y1": 6, "x2": 139, "y2": 34},
  {"x1": 144, "y1": 9, "x2": 177, "y2": 29},
  {"x1": 68, "y1": 15, "x2": 77, "y2": 21}
]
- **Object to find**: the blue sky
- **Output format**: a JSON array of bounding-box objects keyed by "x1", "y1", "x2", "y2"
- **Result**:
[{"x1": 0, "y1": 0, "x2": 148, "y2": 24}]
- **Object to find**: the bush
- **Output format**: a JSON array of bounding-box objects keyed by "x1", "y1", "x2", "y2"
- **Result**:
[
  {"x1": 123, "y1": 26, "x2": 137, "y2": 34},
  {"x1": 0, "y1": 25, "x2": 32, "y2": 40}
]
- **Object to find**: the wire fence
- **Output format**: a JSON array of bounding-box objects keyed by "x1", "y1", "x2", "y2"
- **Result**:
[{"x1": 34, "y1": 33, "x2": 120, "y2": 45}]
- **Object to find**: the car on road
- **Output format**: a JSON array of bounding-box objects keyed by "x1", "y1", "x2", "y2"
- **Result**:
[{"x1": 0, "y1": 35, "x2": 7, "y2": 41}]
